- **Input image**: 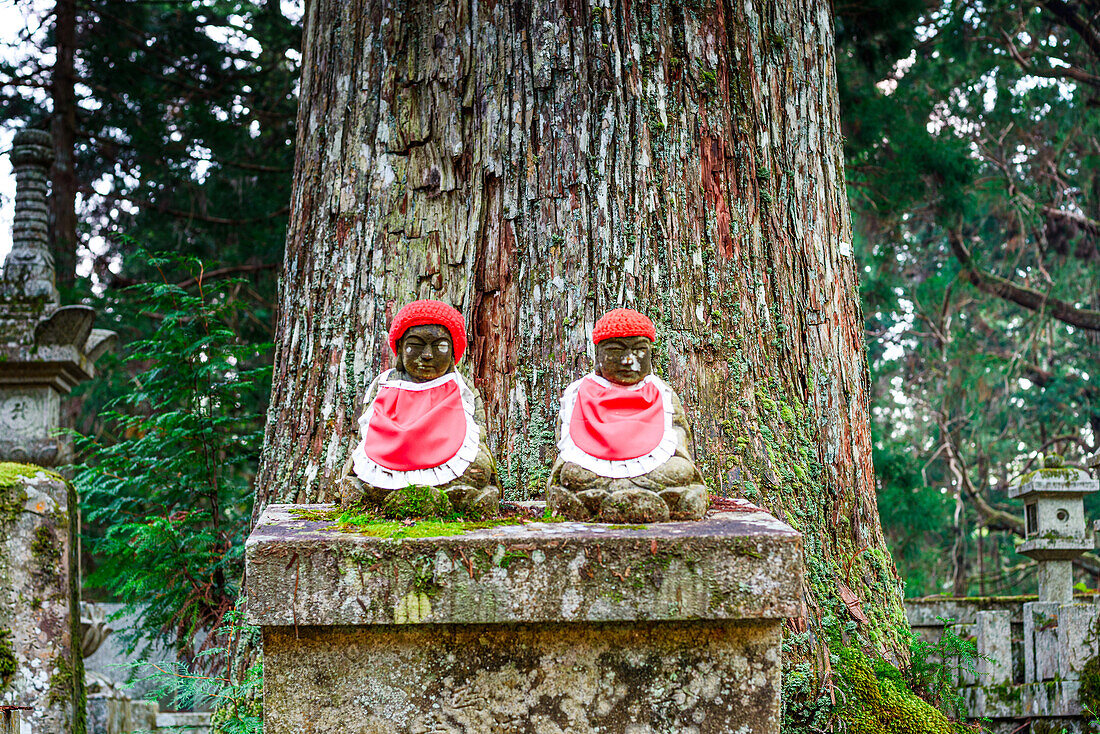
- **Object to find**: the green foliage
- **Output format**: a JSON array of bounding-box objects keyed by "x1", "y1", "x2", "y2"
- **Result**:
[
  {"x1": 73, "y1": 253, "x2": 270, "y2": 666},
  {"x1": 1, "y1": 1, "x2": 297, "y2": 292},
  {"x1": 873, "y1": 440, "x2": 955, "y2": 597},
  {"x1": 903, "y1": 619, "x2": 983, "y2": 720},
  {"x1": 784, "y1": 621, "x2": 982, "y2": 732},
  {"x1": 133, "y1": 608, "x2": 262, "y2": 734},
  {"x1": 839, "y1": 0, "x2": 1100, "y2": 597}
]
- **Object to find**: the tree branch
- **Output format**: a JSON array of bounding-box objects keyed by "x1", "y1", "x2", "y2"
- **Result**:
[
  {"x1": 1042, "y1": 205, "x2": 1100, "y2": 237},
  {"x1": 949, "y1": 230, "x2": 1100, "y2": 331}
]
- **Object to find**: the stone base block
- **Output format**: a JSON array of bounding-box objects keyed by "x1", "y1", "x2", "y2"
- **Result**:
[
  {"x1": 248, "y1": 504, "x2": 802, "y2": 734},
  {"x1": 265, "y1": 620, "x2": 779, "y2": 734}
]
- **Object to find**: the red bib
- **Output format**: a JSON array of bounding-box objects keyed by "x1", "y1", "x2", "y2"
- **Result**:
[
  {"x1": 363, "y1": 376, "x2": 467, "y2": 471},
  {"x1": 568, "y1": 375, "x2": 666, "y2": 461}
]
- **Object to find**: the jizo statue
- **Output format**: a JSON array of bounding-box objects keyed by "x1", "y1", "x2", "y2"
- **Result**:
[
  {"x1": 546, "y1": 308, "x2": 709, "y2": 522},
  {"x1": 340, "y1": 300, "x2": 501, "y2": 517}
]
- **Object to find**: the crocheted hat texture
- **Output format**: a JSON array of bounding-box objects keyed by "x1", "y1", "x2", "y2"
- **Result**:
[
  {"x1": 592, "y1": 308, "x2": 657, "y2": 344},
  {"x1": 388, "y1": 300, "x2": 468, "y2": 362}
]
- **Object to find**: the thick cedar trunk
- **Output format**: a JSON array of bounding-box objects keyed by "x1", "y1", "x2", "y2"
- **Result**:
[
  {"x1": 51, "y1": 0, "x2": 78, "y2": 288},
  {"x1": 258, "y1": 0, "x2": 908, "y2": 662}
]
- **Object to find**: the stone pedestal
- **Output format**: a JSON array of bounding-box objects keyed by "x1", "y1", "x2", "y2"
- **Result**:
[
  {"x1": 0, "y1": 465, "x2": 84, "y2": 733},
  {"x1": 247, "y1": 504, "x2": 802, "y2": 734}
]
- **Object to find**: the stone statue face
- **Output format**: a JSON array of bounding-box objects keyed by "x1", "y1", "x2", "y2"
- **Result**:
[
  {"x1": 595, "y1": 336, "x2": 652, "y2": 386},
  {"x1": 397, "y1": 324, "x2": 455, "y2": 382}
]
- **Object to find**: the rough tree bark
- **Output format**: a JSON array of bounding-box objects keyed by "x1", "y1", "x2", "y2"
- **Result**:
[{"x1": 256, "y1": 0, "x2": 909, "y2": 673}]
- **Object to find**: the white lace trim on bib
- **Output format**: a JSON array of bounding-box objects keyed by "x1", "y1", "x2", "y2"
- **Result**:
[
  {"x1": 351, "y1": 369, "x2": 481, "y2": 489},
  {"x1": 556, "y1": 373, "x2": 677, "y2": 479}
]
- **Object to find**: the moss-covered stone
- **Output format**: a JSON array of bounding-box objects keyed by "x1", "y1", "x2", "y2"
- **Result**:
[
  {"x1": 31, "y1": 524, "x2": 57, "y2": 557},
  {"x1": 0, "y1": 627, "x2": 16, "y2": 689},
  {"x1": 1080, "y1": 629, "x2": 1100, "y2": 717},
  {"x1": 380, "y1": 485, "x2": 453, "y2": 519},
  {"x1": 0, "y1": 461, "x2": 62, "y2": 488},
  {"x1": 47, "y1": 652, "x2": 73, "y2": 706}
]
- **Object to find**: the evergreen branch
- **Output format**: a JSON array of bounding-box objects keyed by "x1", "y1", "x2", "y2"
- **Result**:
[
  {"x1": 176, "y1": 264, "x2": 278, "y2": 289},
  {"x1": 949, "y1": 230, "x2": 1100, "y2": 332},
  {"x1": 1039, "y1": 0, "x2": 1100, "y2": 62},
  {"x1": 137, "y1": 200, "x2": 291, "y2": 226}
]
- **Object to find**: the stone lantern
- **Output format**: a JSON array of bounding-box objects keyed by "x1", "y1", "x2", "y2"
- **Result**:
[{"x1": 1009, "y1": 457, "x2": 1098, "y2": 602}]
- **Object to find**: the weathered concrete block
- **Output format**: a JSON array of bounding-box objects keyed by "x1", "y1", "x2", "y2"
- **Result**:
[
  {"x1": 1022, "y1": 601, "x2": 1098, "y2": 685},
  {"x1": 965, "y1": 681, "x2": 1082, "y2": 719},
  {"x1": 976, "y1": 610, "x2": 1012, "y2": 686},
  {"x1": 0, "y1": 464, "x2": 83, "y2": 734},
  {"x1": 247, "y1": 504, "x2": 802, "y2": 734},
  {"x1": 86, "y1": 699, "x2": 157, "y2": 734},
  {"x1": 1024, "y1": 602, "x2": 1061, "y2": 683},
  {"x1": 1055, "y1": 603, "x2": 1098, "y2": 679}
]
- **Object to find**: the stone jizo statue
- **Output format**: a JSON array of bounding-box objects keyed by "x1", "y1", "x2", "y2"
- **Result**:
[
  {"x1": 340, "y1": 300, "x2": 500, "y2": 517},
  {"x1": 547, "y1": 308, "x2": 709, "y2": 522}
]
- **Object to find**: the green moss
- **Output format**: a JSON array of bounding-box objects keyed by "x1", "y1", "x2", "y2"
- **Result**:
[
  {"x1": 31, "y1": 524, "x2": 57, "y2": 558},
  {"x1": 286, "y1": 507, "x2": 339, "y2": 522},
  {"x1": 1080, "y1": 621, "x2": 1100, "y2": 716},
  {"x1": 67, "y1": 481, "x2": 87, "y2": 734},
  {"x1": 835, "y1": 648, "x2": 969, "y2": 733},
  {"x1": 288, "y1": 504, "x2": 568, "y2": 540},
  {"x1": 0, "y1": 627, "x2": 16, "y2": 689},
  {"x1": 987, "y1": 683, "x2": 1022, "y2": 705},
  {"x1": 1015, "y1": 466, "x2": 1082, "y2": 486},
  {"x1": 0, "y1": 461, "x2": 62, "y2": 488},
  {"x1": 47, "y1": 652, "x2": 73, "y2": 706},
  {"x1": 380, "y1": 484, "x2": 452, "y2": 519}
]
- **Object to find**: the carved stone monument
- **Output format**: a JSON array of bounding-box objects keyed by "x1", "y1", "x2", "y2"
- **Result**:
[
  {"x1": 0, "y1": 465, "x2": 84, "y2": 733},
  {"x1": 0, "y1": 129, "x2": 115, "y2": 467},
  {"x1": 547, "y1": 308, "x2": 709, "y2": 523},
  {"x1": 339, "y1": 300, "x2": 500, "y2": 518}
]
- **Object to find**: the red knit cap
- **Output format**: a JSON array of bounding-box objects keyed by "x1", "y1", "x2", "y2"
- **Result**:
[
  {"x1": 388, "y1": 300, "x2": 467, "y2": 362},
  {"x1": 592, "y1": 308, "x2": 657, "y2": 344}
]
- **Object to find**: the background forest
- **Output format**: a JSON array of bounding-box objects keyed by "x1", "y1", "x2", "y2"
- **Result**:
[{"x1": 0, "y1": 0, "x2": 1097, "y2": 664}]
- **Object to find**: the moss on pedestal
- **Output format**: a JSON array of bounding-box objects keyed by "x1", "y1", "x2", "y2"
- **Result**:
[
  {"x1": 381, "y1": 485, "x2": 453, "y2": 519},
  {"x1": 47, "y1": 653, "x2": 73, "y2": 705},
  {"x1": 0, "y1": 627, "x2": 16, "y2": 689}
]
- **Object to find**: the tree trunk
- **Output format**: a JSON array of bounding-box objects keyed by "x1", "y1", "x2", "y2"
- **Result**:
[
  {"x1": 257, "y1": 0, "x2": 909, "y2": 669},
  {"x1": 51, "y1": 0, "x2": 78, "y2": 288}
]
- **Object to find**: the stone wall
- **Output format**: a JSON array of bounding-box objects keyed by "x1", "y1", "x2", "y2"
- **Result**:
[{"x1": 906, "y1": 596, "x2": 1100, "y2": 734}]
